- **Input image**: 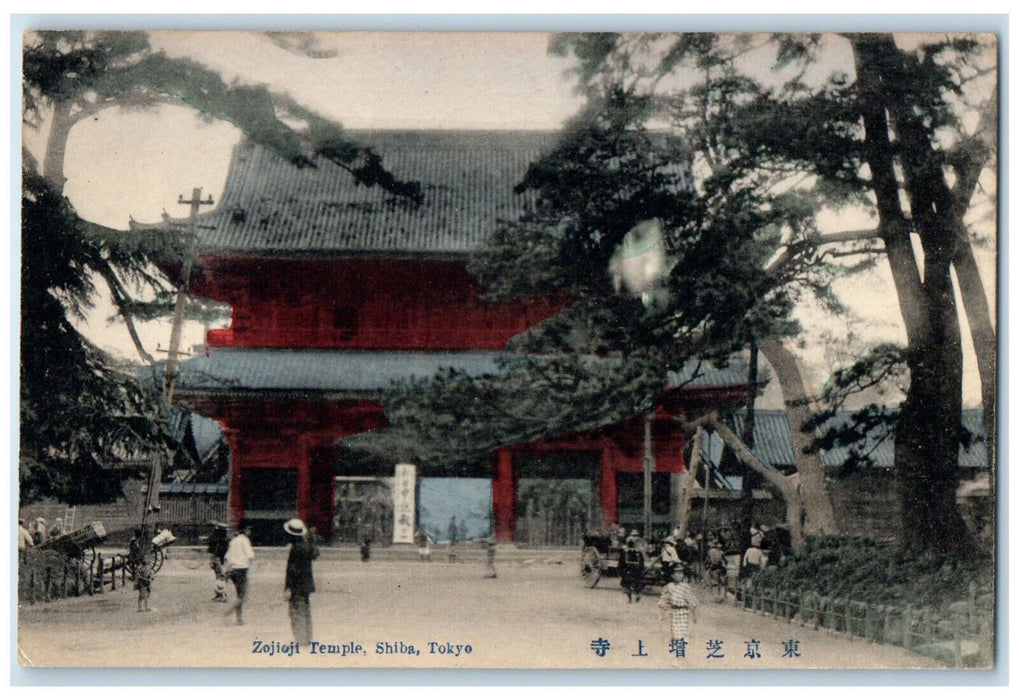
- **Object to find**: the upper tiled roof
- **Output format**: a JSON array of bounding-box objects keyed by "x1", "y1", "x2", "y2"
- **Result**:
[{"x1": 156, "y1": 131, "x2": 557, "y2": 256}]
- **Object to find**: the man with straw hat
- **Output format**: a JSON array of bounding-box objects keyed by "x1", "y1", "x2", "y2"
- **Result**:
[{"x1": 284, "y1": 518, "x2": 319, "y2": 645}]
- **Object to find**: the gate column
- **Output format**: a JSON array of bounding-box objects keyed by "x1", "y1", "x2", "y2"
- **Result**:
[
  {"x1": 222, "y1": 428, "x2": 244, "y2": 529},
  {"x1": 492, "y1": 448, "x2": 516, "y2": 542}
]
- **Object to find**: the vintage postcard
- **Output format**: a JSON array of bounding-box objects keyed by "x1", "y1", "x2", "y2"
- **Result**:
[{"x1": 15, "y1": 25, "x2": 999, "y2": 675}]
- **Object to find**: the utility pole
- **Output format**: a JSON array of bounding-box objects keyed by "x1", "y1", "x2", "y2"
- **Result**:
[
  {"x1": 163, "y1": 188, "x2": 213, "y2": 406},
  {"x1": 701, "y1": 429, "x2": 712, "y2": 565},
  {"x1": 141, "y1": 187, "x2": 213, "y2": 536},
  {"x1": 740, "y1": 342, "x2": 759, "y2": 552}
]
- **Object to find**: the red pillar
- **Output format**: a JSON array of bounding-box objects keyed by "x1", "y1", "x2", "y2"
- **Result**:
[
  {"x1": 599, "y1": 451, "x2": 619, "y2": 527},
  {"x1": 307, "y1": 443, "x2": 336, "y2": 541},
  {"x1": 492, "y1": 448, "x2": 516, "y2": 542},
  {"x1": 296, "y1": 435, "x2": 313, "y2": 529},
  {"x1": 222, "y1": 428, "x2": 244, "y2": 529}
]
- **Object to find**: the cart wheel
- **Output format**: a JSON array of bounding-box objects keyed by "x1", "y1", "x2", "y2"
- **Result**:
[
  {"x1": 149, "y1": 547, "x2": 165, "y2": 575},
  {"x1": 129, "y1": 547, "x2": 165, "y2": 576},
  {"x1": 580, "y1": 546, "x2": 602, "y2": 588}
]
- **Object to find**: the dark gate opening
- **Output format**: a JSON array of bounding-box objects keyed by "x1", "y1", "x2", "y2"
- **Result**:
[
  {"x1": 514, "y1": 451, "x2": 599, "y2": 546},
  {"x1": 615, "y1": 471, "x2": 672, "y2": 541},
  {"x1": 242, "y1": 467, "x2": 298, "y2": 545},
  {"x1": 333, "y1": 477, "x2": 393, "y2": 545}
]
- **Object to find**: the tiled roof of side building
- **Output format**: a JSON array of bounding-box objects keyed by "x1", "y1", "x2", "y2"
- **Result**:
[
  {"x1": 134, "y1": 131, "x2": 557, "y2": 257},
  {"x1": 719, "y1": 408, "x2": 987, "y2": 471},
  {"x1": 189, "y1": 413, "x2": 225, "y2": 461},
  {"x1": 159, "y1": 482, "x2": 229, "y2": 496},
  {"x1": 666, "y1": 361, "x2": 748, "y2": 391},
  {"x1": 731, "y1": 410, "x2": 798, "y2": 470}
]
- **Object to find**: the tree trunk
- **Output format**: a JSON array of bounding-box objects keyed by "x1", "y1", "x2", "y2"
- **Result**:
[
  {"x1": 677, "y1": 426, "x2": 704, "y2": 537},
  {"x1": 42, "y1": 99, "x2": 73, "y2": 193},
  {"x1": 947, "y1": 96, "x2": 998, "y2": 494},
  {"x1": 952, "y1": 230, "x2": 997, "y2": 497},
  {"x1": 709, "y1": 418, "x2": 803, "y2": 549},
  {"x1": 759, "y1": 339, "x2": 837, "y2": 536},
  {"x1": 853, "y1": 35, "x2": 968, "y2": 553},
  {"x1": 685, "y1": 414, "x2": 804, "y2": 549}
]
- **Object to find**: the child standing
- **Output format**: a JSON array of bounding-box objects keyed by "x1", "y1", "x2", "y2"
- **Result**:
[
  {"x1": 135, "y1": 561, "x2": 153, "y2": 612},
  {"x1": 208, "y1": 523, "x2": 229, "y2": 602},
  {"x1": 483, "y1": 538, "x2": 497, "y2": 578},
  {"x1": 659, "y1": 568, "x2": 698, "y2": 645}
]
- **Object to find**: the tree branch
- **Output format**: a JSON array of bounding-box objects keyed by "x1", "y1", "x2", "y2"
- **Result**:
[
  {"x1": 91, "y1": 262, "x2": 158, "y2": 364},
  {"x1": 765, "y1": 227, "x2": 884, "y2": 275}
]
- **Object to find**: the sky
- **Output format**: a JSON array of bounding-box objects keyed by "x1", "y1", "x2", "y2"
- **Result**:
[
  {"x1": 52, "y1": 32, "x2": 587, "y2": 230},
  {"x1": 19, "y1": 29, "x2": 998, "y2": 407}
]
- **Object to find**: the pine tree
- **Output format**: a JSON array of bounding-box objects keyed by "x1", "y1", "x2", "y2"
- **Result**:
[
  {"x1": 20, "y1": 31, "x2": 420, "y2": 503},
  {"x1": 536, "y1": 32, "x2": 997, "y2": 553}
]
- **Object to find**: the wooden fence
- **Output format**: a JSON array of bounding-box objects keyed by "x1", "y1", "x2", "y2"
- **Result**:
[
  {"x1": 515, "y1": 512, "x2": 588, "y2": 547},
  {"x1": 740, "y1": 581, "x2": 993, "y2": 668},
  {"x1": 18, "y1": 550, "x2": 132, "y2": 604},
  {"x1": 157, "y1": 495, "x2": 229, "y2": 544}
]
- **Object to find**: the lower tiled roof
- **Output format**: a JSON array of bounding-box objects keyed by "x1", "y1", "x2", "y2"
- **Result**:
[
  {"x1": 815, "y1": 408, "x2": 987, "y2": 470},
  {"x1": 162, "y1": 348, "x2": 746, "y2": 396},
  {"x1": 166, "y1": 348, "x2": 506, "y2": 394}
]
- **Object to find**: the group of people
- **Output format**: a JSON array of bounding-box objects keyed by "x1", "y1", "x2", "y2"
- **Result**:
[
  {"x1": 17, "y1": 517, "x2": 66, "y2": 550},
  {"x1": 614, "y1": 527, "x2": 701, "y2": 603},
  {"x1": 204, "y1": 520, "x2": 318, "y2": 644},
  {"x1": 206, "y1": 524, "x2": 258, "y2": 625},
  {"x1": 616, "y1": 528, "x2": 700, "y2": 643},
  {"x1": 612, "y1": 521, "x2": 780, "y2": 645}
]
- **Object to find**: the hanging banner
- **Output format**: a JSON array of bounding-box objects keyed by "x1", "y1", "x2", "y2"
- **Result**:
[{"x1": 392, "y1": 463, "x2": 416, "y2": 544}]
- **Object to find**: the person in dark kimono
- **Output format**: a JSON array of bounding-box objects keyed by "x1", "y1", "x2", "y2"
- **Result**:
[
  {"x1": 128, "y1": 528, "x2": 144, "y2": 580},
  {"x1": 283, "y1": 518, "x2": 319, "y2": 645},
  {"x1": 619, "y1": 535, "x2": 646, "y2": 603},
  {"x1": 208, "y1": 523, "x2": 229, "y2": 602},
  {"x1": 135, "y1": 559, "x2": 153, "y2": 612}
]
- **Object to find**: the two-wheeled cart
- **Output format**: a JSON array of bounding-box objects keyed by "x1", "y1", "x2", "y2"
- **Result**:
[
  {"x1": 38, "y1": 521, "x2": 107, "y2": 572},
  {"x1": 579, "y1": 534, "x2": 671, "y2": 590},
  {"x1": 126, "y1": 528, "x2": 176, "y2": 577}
]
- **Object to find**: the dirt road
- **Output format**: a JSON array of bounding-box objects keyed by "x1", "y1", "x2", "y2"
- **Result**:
[{"x1": 17, "y1": 548, "x2": 947, "y2": 670}]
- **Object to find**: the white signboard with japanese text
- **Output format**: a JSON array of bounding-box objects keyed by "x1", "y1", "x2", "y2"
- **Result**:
[{"x1": 393, "y1": 463, "x2": 416, "y2": 544}]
